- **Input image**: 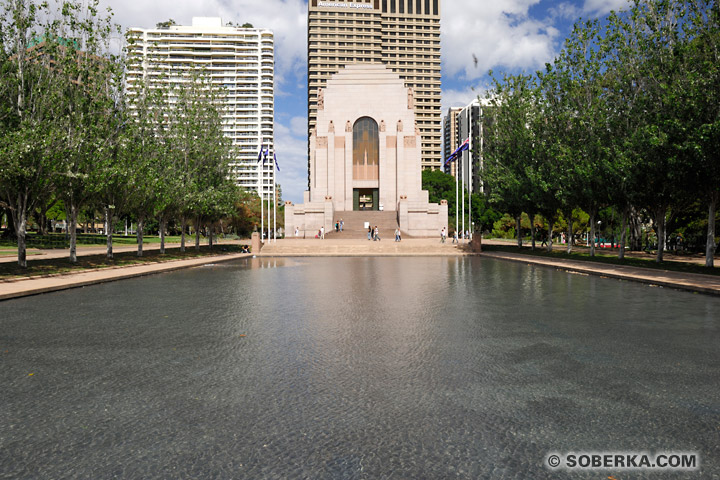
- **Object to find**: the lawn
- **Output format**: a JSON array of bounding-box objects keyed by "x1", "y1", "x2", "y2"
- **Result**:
[{"x1": 0, "y1": 245, "x2": 245, "y2": 281}]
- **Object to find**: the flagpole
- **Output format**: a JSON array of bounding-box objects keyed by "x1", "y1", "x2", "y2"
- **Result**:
[
  {"x1": 469, "y1": 110, "x2": 473, "y2": 242},
  {"x1": 455, "y1": 158, "x2": 459, "y2": 236},
  {"x1": 260, "y1": 140, "x2": 264, "y2": 244},
  {"x1": 273, "y1": 151, "x2": 277, "y2": 242},
  {"x1": 461, "y1": 143, "x2": 465, "y2": 240},
  {"x1": 267, "y1": 168, "x2": 271, "y2": 244}
]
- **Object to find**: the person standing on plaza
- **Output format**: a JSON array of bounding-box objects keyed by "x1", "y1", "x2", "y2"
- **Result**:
[
  {"x1": 294, "y1": 226, "x2": 299, "y2": 237},
  {"x1": 368, "y1": 226, "x2": 372, "y2": 240},
  {"x1": 340, "y1": 219, "x2": 344, "y2": 232},
  {"x1": 452, "y1": 230, "x2": 458, "y2": 244},
  {"x1": 335, "y1": 221, "x2": 339, "y2": 232},
  {"x1": 320, "y1": 226, "x2": 325, "y2": 239}
]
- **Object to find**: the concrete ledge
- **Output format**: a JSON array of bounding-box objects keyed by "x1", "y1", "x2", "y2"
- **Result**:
[
  {"x1": 0, "y1": 253, "x2": 250, "y2": 301},
  {"x1": 480, "y1": 251, "x2": 720, "y2": 296}
]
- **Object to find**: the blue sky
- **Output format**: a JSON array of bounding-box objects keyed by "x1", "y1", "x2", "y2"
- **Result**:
[{"x1": 100, "y1": 0, "x2": 629, "y2": 203}]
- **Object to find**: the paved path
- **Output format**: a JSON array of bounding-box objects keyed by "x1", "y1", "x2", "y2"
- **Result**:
[
  {"x1": 480, "y1": 250, "x2": 720, "y2": 296},
  {"x1": 0, "y1": 240, "x2": 247, "y2": 263},
  {"x1": 0, "y1": 252, "x2": 250, "y2": 301}
]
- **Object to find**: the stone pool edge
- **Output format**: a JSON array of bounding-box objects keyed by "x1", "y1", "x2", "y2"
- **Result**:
[
  {"x1": 479, "y1": 251, "x2": 720, "y2": 296},
  {"x1": 0, "y1": 253, "x2": 250, "y2": 301}
]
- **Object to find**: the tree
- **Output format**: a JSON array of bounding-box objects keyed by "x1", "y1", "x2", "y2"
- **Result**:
[
  {"x1": 50, "y1": 0, "x2": 122, "y2": 263},
  {"x1": 0, "y1": 0, "x2": 63, "y2": 267},
  {"x1": 683, "y1": 0, "x2": 720, "y2": 266},
  {"x1": 483, "y1": 73, "x2": 538, "y2": 248}
]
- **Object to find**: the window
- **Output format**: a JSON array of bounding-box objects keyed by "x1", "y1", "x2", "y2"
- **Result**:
[{"x1": 353, "y1": 117, "x2": 379, "y2": 181}]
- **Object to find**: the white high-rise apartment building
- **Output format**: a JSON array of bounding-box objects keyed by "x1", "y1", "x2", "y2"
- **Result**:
[{"x1": 126, "y1": 17, "x2": 275, "y2": 198}]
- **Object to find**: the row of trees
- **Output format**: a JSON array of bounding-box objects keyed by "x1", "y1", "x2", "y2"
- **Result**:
[
  {"x1": 482, "y1": 0, "x2": 719, "y2": 266},
  {"x1": 0, "y1": 0, "x2": 245, "y2": 267}
]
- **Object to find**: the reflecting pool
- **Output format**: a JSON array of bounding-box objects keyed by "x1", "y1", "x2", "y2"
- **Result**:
[{"x1": 1, "y1": 257, "x2": 719, "y2": 479}]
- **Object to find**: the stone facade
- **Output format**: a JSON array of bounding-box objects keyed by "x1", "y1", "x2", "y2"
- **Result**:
[{"x1": 286, "y1": 64, "x2": 447, "y2": 237}]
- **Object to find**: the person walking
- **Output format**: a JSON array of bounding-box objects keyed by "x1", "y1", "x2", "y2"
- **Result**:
[
  {"x1": 440, "y1": 227, "x2": 445, "y2": 243},
  {"x1": 452, "y1": 230, "x2": 458, "y2": 244},
  {"x1": 340, "y1": 219, "x2": 344, "y2": 232},
  {"x1": 368, "y1": 226, "x2": 372, "y2": 241},
  {"x1": 294, "y1": 226, "x2": 299, "y2": 237},
  {"x1": 394, "y1": 228, "x2": 400, "y2": 242},
  {"x1": 320, "y1": 226, "x2": 325, "y2": 239},
  {"x1": 374, "y1": 226, "x2": 380, "y2": 241},
  {"x1": 335, "y1": 221, "x2": 339, "y2": 233}
]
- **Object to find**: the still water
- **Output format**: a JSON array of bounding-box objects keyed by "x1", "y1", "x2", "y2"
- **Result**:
[{"x1": 1, "y1": 257, "x2": 718, "y2": 479}]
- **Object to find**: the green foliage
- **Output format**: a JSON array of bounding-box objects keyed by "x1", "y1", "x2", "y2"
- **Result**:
[{"x1": 482, "y1": 0, "x2": 720, "y2": 262}]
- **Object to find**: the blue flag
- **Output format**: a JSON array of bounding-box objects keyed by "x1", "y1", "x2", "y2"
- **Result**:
[
  {"x1": 274, "y1": 153, "x2": 280, "y2": 172},
  {"x1": 443, "y1": 137, "x2": 470, "y2": 166}
]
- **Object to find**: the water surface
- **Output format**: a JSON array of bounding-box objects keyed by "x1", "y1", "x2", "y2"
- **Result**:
[{"x1": 1, "y1": 257, "x2": 718, "y2": 479}]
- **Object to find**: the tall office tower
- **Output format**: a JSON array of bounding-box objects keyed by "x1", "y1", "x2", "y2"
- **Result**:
[
  {"x1": 442, "y1": 106, "x2": 462, "y2": 178},
  {"x1": 307, "y1": 0, "x2": 441, "y2": 183},
  {"x1": 457, "y1": 98, "x2": 491, "y2": 195},
  {"x1": 126, "y1": 17, "x2": 275, "y2": 199}
]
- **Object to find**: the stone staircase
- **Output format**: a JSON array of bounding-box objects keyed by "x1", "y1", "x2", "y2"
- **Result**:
[
  {"x1": 258, "y1": 238, "x2": 472, "y2": 256},
  {"x1": 325, "y1": 211, "x2": 400, "y2": 239}
]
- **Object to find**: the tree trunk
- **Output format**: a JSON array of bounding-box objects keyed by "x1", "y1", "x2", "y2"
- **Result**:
[
  {"x1": 12, "y1": 207, "x2": 28, "y2": 268},
  {"x1": 619, "y1": 208, "x2": 628, "y2": 260},
  {"x1": 137, "y1": 216, "x2": 144, "y2": 257},
  {"x1": 706, "y1": 191, "x2": 718, "y2": 268},
  {"x1": 195, "y1": 216, "x2": 201, "y2": 251},
  {"x1": 37, "y1": 211, "x2": 47, "y2": 235},
  {"x1": 105, "y1": 207, "x2": 113, "y2": 259},
  {"x1": 530, "y1": 213, "x2": 536, "y2": 250},
  {"x1": 160, "y1": 217, "x2": 166, "y2": 255},
  {"x1": 655, "y1": 206, "x2": 667, "y2": 263},
  {"x1": 180, "y1": 216, "x2": 186, "y2": 252},
  {"x1": 629, "y1": 208, "x2": 642, "y2": 251},
  {"x1": 547, "y1": 220, "x2": 554, "y2": 253},
  {"x1": 209, "y1": 224, "x2": 214, "y2": 249},
  {"x1": 566, "y1": 221, "x2": 573, "y2": 254},
  {"x1": 516, "y1": 215, "x2": 522, "y2": 247},
  {"x1": 68, "y1": 202, "x2": 78, "y2": 264},
  {"x1": 589, "y1": 211, "x2": 597, "y2": 257}
]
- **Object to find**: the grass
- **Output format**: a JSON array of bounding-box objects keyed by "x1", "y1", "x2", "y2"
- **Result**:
[
  {"x1": 482, "y1": 242, "x2": 720, "y2": 277},
  {"x1": 0, "y1": 244, "x2": 246, "y2": 281}
]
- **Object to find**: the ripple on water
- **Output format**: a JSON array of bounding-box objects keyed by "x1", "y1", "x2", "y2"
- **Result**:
[{"x1": 0, "y1": 257, "x2": 718, "y2": 479}]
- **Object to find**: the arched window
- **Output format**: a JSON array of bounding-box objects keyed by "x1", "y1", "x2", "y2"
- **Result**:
[{"x1": 353, "y1": 117, "x2": 379, "y2": 181}]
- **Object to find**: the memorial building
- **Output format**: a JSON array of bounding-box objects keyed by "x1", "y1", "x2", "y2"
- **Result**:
[{"x1": 285, "y1": 64, "x2": 448, "y2": 237}]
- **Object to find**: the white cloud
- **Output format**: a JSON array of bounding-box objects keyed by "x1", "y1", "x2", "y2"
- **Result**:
[
  {"x1": 582, "y1": 0, "x2": 630, "y2": 16},
  {"x1": 441, "y1": 85, "x2": 490, "y2": 115},
  {"x1": 441, "y1": 0, "x2": 560, "y2": 80},
  {"x1": 441, "y1": 0, "x2": 630, "y2": 82}
]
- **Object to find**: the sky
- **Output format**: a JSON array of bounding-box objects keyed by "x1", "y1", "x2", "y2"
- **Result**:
[{"x1": 96, "y1": 0, "x2": 629, "y2": 204}]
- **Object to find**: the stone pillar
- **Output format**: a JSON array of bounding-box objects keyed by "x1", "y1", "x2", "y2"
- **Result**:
[
  {"x1": 251, "y1": 232, "x2": 261, "y2": 253},
  {"x1": 398, "y1": 195, "x2": 409, "y2": 232},
  {"x1": 284, "y1": 201, "x2": 295, "y2": 239},
  {"x1": 324, "y1": 196, "x2": 334, "y2": 233}
]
